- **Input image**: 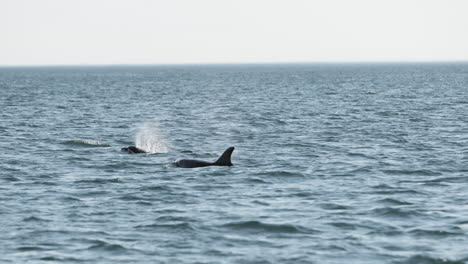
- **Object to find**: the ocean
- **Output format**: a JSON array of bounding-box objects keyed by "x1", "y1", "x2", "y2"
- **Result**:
[{"x1": 1, "y1": 63, "x2": 467, "y2": 263}]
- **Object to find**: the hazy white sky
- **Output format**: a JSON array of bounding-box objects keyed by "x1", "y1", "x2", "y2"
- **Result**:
[{"x1": 1, "y1": 0, "x2": 468, "y2": 65}]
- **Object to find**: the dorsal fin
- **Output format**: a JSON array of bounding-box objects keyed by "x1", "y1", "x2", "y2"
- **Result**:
[{"x1": 214, "y1": 147, "x2": 235, "y2": 166}]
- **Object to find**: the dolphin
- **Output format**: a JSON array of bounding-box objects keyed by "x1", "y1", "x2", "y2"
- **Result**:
[
  {"x1": 175, "y1": 147, "x2": 234, "y2": 168},
  {"x1": 121, "y1": 146, "x2": 147, "y2": 154}
]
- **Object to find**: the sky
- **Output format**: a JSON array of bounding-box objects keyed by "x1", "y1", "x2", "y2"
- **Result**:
[{"x1": 1, "y1": 0, "x2": 468, "y2": 65}]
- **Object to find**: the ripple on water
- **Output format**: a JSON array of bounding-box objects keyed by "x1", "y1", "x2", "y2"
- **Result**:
[
  {"x1": 16, "y1": 246, "x2": 48, "y2": 252},
  {"x1": 369, "y1": 184, "x2": 425, "y2": 195},
  {"x1": 425, "y1": 176, "x2": 468, "y2": 184},
  {"x1": 326, "y1": 221, "x2": 359, "y2": 231},
  {"x1": 116, "y1": 194, "x2": 146, "y2": 201},
  {"x1": 369, "y1": 207, "x2": 426, "y2": 218},
  {"x1": 62, "y1": 140, "x2": 111, "y2": 148},
  {"x1": 74, "y1": 178, "x2": 121, "y2": 185},
  {"x1": 244, "y1": 178, "x2": 271, "y2": 184},
  {"x1": 408, "y1": 227, "x2": 464, "y2": 238},
  {"x1": 86, "y1": 240, "x2": 128, "y2": 252},
  {"x1": 155, "y1": 215, "x2": 195, "y2": 222},
  {"x1": 59, "y1": 196, "x2": 82, "y2": 202},
  {"x1": 2, "y1": 175, "x2": 21, "y2": 182},
  {"x1": 376, "y1": 198, "x2": 413, "y2": 206},
  {"x1": 253, "y1": 171, "x2": 305, "y2": 178},
  {"x1": 221, "y1": 220, "x2": 315, "y2": 234},
  {"x1": 381, "y1": 169, "x2": 442, "y2": 176},
  {"x1": 139, "y1": 185, "x2": 173, "y2": 192},
  {"x1": 38, "y1": 256, "x2": 86, "y2": 262},
  {"x1": 365, "y1": 223, "x2": 403, "y2": 236},
  {"x1": 395, "y1": 255, "x2": 467, "y2": 264},
  {"x1": 76, "y1": 190, "x2": 109, "y2": 198},
  {"x1": 134, "y1": 222, "x2": 195, "y2": 232},
  {"x1": 23, "y1": 216, "x2": 51, "y2": 222},
  {"x1": 319, "y1": 202, "x2": 351, "y2": 210}
]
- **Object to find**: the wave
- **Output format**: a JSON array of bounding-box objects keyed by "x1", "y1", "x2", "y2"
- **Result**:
[
  {"x1": 319, "y1": 203, "x2": 350, "y2": 210},
  {"x1": 221, "y1": 220, "x2": 313, "y2": 234},
  {"x1": 408, "y1": 228, "x2": 464, "y2": 237},
  {"x1": 39, "y1": 256, "x2": 84, "y2": 262},
  {"x1": 254, "y1": 170, "x2": 305, "y2": 178},
  {"x1": 382, "y1": 169, "x2": 441, "y2": 176},
  {"x1": 16, "y1": 246, "x2": 48, "y2": 252},
  {"x1": 74, "y1": 178, "x2": 121, "y2": 184},
  {"x1": 396, "y1": 255, "x2": 466, "y2": 264},
  {"x1": 23, "y1": 216, "x2": 50, "y2": 222},
  {"x1": 86, "y1": 240, "x2": 128, "y2": 252},
  {"x1": 370, "y1": 207, "x2": 424, "y2": 218},
  {"x1": 139, "y1": 185, "x2": 173, "y2": 192},
  {"x1": 4, "y1": 175, "x2": 20, "y2": 182},
  {"x1": 59, "y1": 196, "x2": 82, "y2": 202},
  {"x1": 376, "y1": 198, "x2": 413, "y2": 205},
  {"x1": 426, "y1": 176, "x2": 468, "y2": 184},
  {"x1": 134, "y1": 222, "x2": 194, "y2": 231},
  {"x1": 117, "y1": 194, "x2": 146, "y2": 201},
  {"x1": 155, "y1": 215, "x2": 195, "y2": 222},
  {"x1": 63, "y1": 140, "x2": 111, "y2": 147},
  {"x1": 244, "y1": 178, "x2": 271, "y2": 184}
]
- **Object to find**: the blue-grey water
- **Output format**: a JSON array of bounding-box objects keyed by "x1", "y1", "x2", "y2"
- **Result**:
[{"x1": 1, "y1": 63, "x2": 468, "y2": 263}]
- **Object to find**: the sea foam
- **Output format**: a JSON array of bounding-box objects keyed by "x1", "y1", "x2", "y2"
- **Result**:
[{"x1": 134, "y1": 122, "x2": 169, "y2": 153}]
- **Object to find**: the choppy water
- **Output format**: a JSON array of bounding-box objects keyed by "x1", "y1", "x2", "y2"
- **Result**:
[{"x1": 1, "y1": 63, "x2": 468, "y2": 263}]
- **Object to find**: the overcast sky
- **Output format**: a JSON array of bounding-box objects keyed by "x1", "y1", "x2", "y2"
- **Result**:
[{"x1": 1, "y1": 0, "x2": 468, "y2": 65}]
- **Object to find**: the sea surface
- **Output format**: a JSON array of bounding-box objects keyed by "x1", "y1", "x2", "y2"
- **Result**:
[{"x1": 1, "y1": 63, "x2": 468, "y2": 264}]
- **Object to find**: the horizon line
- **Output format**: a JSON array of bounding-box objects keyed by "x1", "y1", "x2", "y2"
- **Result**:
[{"x1": 1, "y1": 60, "x2": 468, "y2": 68}]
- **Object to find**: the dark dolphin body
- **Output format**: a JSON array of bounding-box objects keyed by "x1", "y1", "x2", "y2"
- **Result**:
[
  {"x1": 121, "y1": 146, "x2": 147, "y2": 154},
  {"x1": 175, "y1": 147, "x2": 235, "y2": 168}
]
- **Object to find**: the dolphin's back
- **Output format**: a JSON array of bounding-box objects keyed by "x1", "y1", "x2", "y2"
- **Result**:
[
  {"x1": 175, "y1": 147, "x2": 235, "y2": 168},
  {"x1": 121, "y1": 146, "x2": 147, "y2": 154},
  {"x1": 176, "y1": 159, "x2": 213, "y2": 168}
]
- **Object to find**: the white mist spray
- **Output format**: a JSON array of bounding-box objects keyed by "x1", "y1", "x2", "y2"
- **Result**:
[{"x1": 134, "y1": 122, "x2": 169, "y2": 153}]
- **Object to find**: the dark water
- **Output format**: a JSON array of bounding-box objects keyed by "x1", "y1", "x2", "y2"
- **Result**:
[{"x1": 1, "y1": 63, "x2": 468, "y2": 263}]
